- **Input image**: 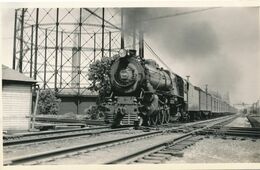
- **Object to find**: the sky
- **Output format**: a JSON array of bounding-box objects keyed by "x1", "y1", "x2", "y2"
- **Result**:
[
  {"x1": 0, "y1": 7, "x2": 259, "y2": 104},
  {"x1": 125, "y1": 7, "x2": 260, "y2": 105}
]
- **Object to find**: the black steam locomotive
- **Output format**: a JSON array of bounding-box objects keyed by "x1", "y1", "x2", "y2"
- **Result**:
[{"x1": 103, "y1": 49, "x2": 236, "y2": 127}]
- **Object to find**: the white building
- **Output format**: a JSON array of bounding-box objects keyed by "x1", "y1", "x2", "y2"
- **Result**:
[{"x1": 2, "y1": 65, "x2": 37, "y2": 132}]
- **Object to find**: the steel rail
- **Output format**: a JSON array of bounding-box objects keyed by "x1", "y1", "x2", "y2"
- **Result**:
[
  {"x1": 4, "y1": 130, "x2": 162, "y2": 165},
  {"x1": 4, "y1": 126, "x2": 109, "y2": 139},
  {"x1": 4, "y1": 115, "x2": 235, "y2": 146},
  {"x1": 201, "y1": 129, "x2": 260, "y2": 138},
  {"x1": 105, "y1": 115, "x2": 237, "y2": 164},
  {"x1": 105, "y1": 134, "x2": 193, "y2": 164},
  {"x1": 210, "y1": 126, "x2": 260, "y2": 131},
  {"x1": 4, "y1": 115, "x2": 237, "y2": 165},
  {"x1": 3, "y1": 127, "x2": 129, "y2": 146},
  {"x1": 34, "y1": 117, "x2": 106, "y2": 126}
]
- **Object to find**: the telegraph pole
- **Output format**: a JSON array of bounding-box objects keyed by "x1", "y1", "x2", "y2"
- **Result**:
[
  {"x1": 205, "y1": 84, "x2": 208, "y2": 110},
  {"x1": 186, "y1": 75, "x2": 190, "y2": 116},
  {"x1": 186, "y1": 75, "x2": 190, "y2": 82},
  {"x1": 121, "y1": 8, "x2": 124, "y2": 49}
]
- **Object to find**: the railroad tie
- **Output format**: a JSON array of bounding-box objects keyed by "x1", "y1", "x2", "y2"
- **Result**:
[
  {"x1": 135, "y1": 158, "x2": 163, "y2": 164},
  {"x1": 177, "y1": 129, "x2": 184, "y2": 132},
  {"x1": 143, "y1": 155, "x2": 165, "y2": 161},
  {"x1": 170, "y1": 130, "x2": 179, "y2": 133},
  {"x1": 150, "y1": 153, "x2": 172, "y2": 160},
  {"x1": 162, "y1": 148, "x2": 181, "y2": 152},
  {"x1": 168, "y1": 144, "x2": 188, "y2": 150},
  {"x1": 177, "y1": 141, "x2": 196, "y2": 147},
  {"x1": 221, "y1": 136, "x2": 227, "y2": 140},
  {"x1": 192, "y1": 136, "x2": 204, "y2": 140},
  {"x1": 157, "y1": 150, "x2": 184, "y2": 157}
]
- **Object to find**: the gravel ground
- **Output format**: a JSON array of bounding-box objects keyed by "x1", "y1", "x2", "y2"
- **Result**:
[
  {"x1": 167, "y1": 137, "x2": 260, "y2": 163},
  {"x1": 3, "y1": 129, "x2": 147, "y2": 159},
  {"x1": 41, "y1": 133, "x2": 183, "y2": 164},
  {"x1": 225, "y1": 117, "x2": 251, "y2": 127},
  {"x1": 166, "y1": 116, "x2": 259, "y2": 163}
]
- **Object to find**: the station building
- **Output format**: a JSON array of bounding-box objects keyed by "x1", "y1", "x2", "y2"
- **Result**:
[{"x1": 2, "y1": 65, "x2": 37, "y2": 132}]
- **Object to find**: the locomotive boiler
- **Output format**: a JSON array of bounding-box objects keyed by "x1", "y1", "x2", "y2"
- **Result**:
[{"x1": 103, "y1": 49, "x2": 187, "y2": 127}]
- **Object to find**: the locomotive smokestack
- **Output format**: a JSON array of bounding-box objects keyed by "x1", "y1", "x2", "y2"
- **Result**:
[
  {"x1": 139, "y1": 29, "x2": 144, "y2": 59},
  {"x1": 132, "y1": 24, "x2": 136, "y2": 50},
  {"x1": 121, "y1": 8, "x2": 125, "y2": 49}
]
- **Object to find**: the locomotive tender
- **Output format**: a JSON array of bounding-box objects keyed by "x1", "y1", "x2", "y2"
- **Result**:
[{"x1": 103, "y1": 49, "x2": 236, "y2": 127}]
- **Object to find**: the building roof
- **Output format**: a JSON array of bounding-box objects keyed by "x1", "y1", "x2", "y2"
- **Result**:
[{"x1": 2, "y1": 65, "x2": 37, "y2": 83}]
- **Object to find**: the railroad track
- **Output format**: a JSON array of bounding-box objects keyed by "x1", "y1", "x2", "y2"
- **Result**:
[
  {"x1": 106, "y1": 135, "x2": 203, "y2": 164},
  {"x1": 3, "y1": 126, "x2": 129, "y2": 146},
  {"x1": 105, "y1": 115, "x2": 237, "y2": 164},
  {"x1": 200, "y1": 126, "x2": 260, "y2": 138},
  {"x1": 33, "y1": 116, "x2": 105, "y2": 126},
  {"x1": 4, "y1": 115, "x2": 236, "y2": 165}
]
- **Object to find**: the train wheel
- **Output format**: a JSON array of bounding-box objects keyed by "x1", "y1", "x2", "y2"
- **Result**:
[
  {"x1": 146, "y1": 116, "x2": 153, "y2": 126},
  {"x1": 164, "y1": 109, "x2": 170, "y2": 124},
  {"x1": 138, "y1": 117, "x2": 143, "y2": 126},
  {"x1": 150, "y1": 114, "x2": 158, "y2": 125},
  {"x1": 157, "y1": 110, "x2": 164, "y2": 125}
]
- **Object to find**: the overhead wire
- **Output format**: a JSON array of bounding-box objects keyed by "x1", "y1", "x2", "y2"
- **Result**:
[
  {"x1": 144, "y1": 40, "x2": 173, "y2": 72},
  {"x1": 138, "y1": 7, "x2": 220, "y2": 22}
]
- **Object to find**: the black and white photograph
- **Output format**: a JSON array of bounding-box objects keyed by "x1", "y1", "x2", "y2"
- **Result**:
[{"x1": 1, "y1": 1, "x2": 260, "y2": 168}]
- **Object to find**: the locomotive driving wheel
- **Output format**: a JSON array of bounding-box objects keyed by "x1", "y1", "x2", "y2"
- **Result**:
[
  {"x1": 164, "y1": 109, "x2": 170, "y2": 124},
  {"x1": 145, "y1": 117, "x2": 152, "y2": 126},
  {"x1": 150, "y1": 114, "x2": 158, "y2": 125},
  {"x1": 157, "y1": 110, "x2": 164, "y2": 125}
]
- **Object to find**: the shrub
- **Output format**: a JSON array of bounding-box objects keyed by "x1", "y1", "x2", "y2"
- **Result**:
[
  {"x1": 84, "y1": 105, "x2": 104, "y2": 120},
  {"x1": 88, "y1": 55, "x2": 118, "y2": 104},
  {"x1": 87, "y1": 55, "x2": 118, "y2": 119},
  {"x1": 38, "y1": 89, "x2": 61, "y2": 115}
]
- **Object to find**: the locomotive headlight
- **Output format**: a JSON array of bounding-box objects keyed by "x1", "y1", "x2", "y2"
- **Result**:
[{"x1": 118, "y1": 49, "x2": 127, "y2": 57}]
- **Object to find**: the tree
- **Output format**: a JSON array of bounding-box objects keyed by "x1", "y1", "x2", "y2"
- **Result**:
[
  {"x1": 84, "y1": 105, "x2": 104, "y2": 120},
  {"x1": 38, "y1": 89, "x2": 61, "y2": 115},
  {"x1": 88, "y1": 55, "x2": 118, "y2": 103}
]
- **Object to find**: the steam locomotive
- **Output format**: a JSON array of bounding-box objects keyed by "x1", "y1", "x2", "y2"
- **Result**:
[{"x1": 103, "y1": 49, "x2": 237, "y2": 127}]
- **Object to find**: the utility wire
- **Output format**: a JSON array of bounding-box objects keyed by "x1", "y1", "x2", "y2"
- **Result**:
[
  {"x1": 144, "y1": 40, "x2": 173, "y2": 72},
  {"x1": 139, "y1": 7, "x2": 220, "y2": 22}
]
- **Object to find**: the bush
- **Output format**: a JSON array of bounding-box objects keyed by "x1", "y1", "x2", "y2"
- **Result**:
[
  {"x1": 84, "y1": 105, "x2": 104, "y2": 120},
  {"x1": 63, "y1": 112, "x2": 77, "y2": 119},
  {"x1": 88, "y1": 55, "x2": 118, "y2": 104},
  {"x1": 87, "y1": 55, "x2": 119, "y2": 119},
  {"x1": 38, "y1": 89, "x2": 61, "y2": 115}
]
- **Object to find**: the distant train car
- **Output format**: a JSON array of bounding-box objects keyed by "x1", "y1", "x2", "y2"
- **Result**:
[
  {"x1": 207, "y1": 94, "x2": 212, "y2": 115},
  {"x1": 211, "y1": 96, "x2": 218, "y2": 115},
  {"x1": 198, "y1": 89, "x2": 212, "y2": 119},
  {"x1": 250, "y1": 100, "x2": 260, "y2": 114},
  {"x1": 187, "y1": 83, "x2": 200, "y2": 120}
]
